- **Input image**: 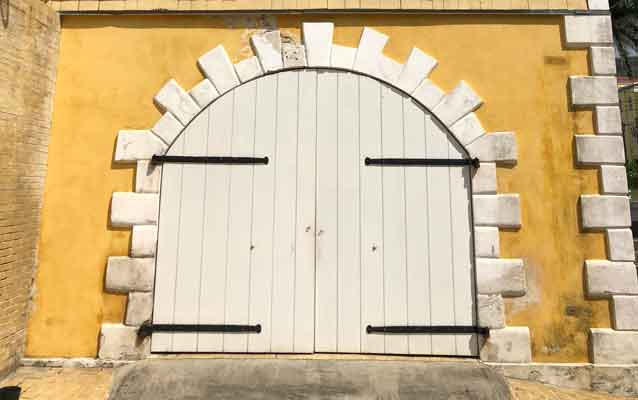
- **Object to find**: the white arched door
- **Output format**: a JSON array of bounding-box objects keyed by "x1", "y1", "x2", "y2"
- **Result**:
[{"x1": 151, "y1": 69, "x2": 478, "y2": 356}]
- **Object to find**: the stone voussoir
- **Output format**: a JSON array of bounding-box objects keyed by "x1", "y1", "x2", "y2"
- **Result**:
[
  {"x1": 466, "y1": 132, "x2": 517, "y2": 164},
  {"x1": 189, "y1": 79, "x2": 219, "y2": 108},
  {"x1": 396, "y1": 47, "x2": 437, "y2": 94},
  {"x1": 151, "y1": 112, "x2": 184, "y2": 145},
  {"x1": 198, "y1": 45, "x2": 240, "y2": 95},
  {"x1": 251, "y1": 30, "x2": 283, "y2": 72},
  {"x1": 153, "y1": 79, "x2": 201, "y2": 126},
  {"x1": 106, "y1": 256, "x2": 155, "y2": 293},
  {"x1": 432, "y1": 80, "x2": 483, "y2": 127},
  {"x1": 476, "y1": 258, "x2": 526, "y2": 297},
  {"x1": 110, "y1": 192, "x2": 159, "y2": 227},
  {"x1": 303, "y1": 22, "x2": 334, "y2": 67},
  {"x1": 114, "y1": 130, "x2": 167, "y2": 162},
  {"x1": 353, "y1": 27, "x2": 389, "y2": 79}
]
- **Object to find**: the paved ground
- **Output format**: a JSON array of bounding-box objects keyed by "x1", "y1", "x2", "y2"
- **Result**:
[{"x1": 1, "y1": 366, "x2": 637, "y2": 399}]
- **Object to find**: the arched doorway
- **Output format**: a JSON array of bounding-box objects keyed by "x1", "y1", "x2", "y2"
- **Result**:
[{"x1": 150, "y1": 68, "x2": 478, "y2": 356}]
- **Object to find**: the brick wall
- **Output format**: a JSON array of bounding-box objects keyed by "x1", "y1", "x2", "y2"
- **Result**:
[{"x1": 0, "y1": 0, "x2": 59, "y2": 379}]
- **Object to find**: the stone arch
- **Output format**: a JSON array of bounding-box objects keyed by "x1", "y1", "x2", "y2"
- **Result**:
[{"x1": 103, "y1": 22, "x2": 530, "y2": 363}]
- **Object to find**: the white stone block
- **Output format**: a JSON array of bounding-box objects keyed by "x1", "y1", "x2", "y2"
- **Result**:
[
  {"x1": 473, "y1": 194, "x2": 521, "y2": 228},
  {"x1": 588, "y1": 0, "x2": 609, "y2": 10},
  {"x1": 600, "y1": 165, "x2": 629, "y2": 195},
  {"x1": 114, "y1": 130, "x2": 167, "y2": 162},
  {"x1": 302, "y1": 22, "x2": 334, "y2": 67},
  {"x1": 480, "y1": 327, "x2": 532, "y2": 363},
  {"x1": 188, "y1": 79, "x2": 219, "y2": 108},
  {"x1": 282, "y1": 43, "x2": 306, "y2": 67},
  {"x1": 595, "y1": 106, "x2": 622, "y2": 135},
  {"x1": 412, "y1": 79, "x2": 445, "y2": 110},
  {"x1": 450, "y1": 112, "x2": 486, "y2": 146},
  {"x1": 131, "y1": 225, "x2": 157, "y2": 258},
  {"x1": 580, "y1": 195, "x2": 631, "y2": 229},
  {"x1": 135, "y1": 161, "x2": 161, "y2": 193},
  {"x1": 472, "y1": 162, "x2": 497, "y2": 194},
  {"x1": 433, "y1": 81, "x2": 483, "y2": 126},
  {"x1": 467, "y1": 132, "x2": 517, "y2": 163},
  {"x1": 590, "y1": 46, "x2": 616, "y2": 75},
  {"x1": 478, "y1": 294, "x2": 505, "y2": 329},
  {"x1": 474, "y1": 226, "x2": 500, "y2": 258},
  {"x1": 105, "y1": 256, "x2": 155, "y2": 293},
  {"x1": 98, "y1": 323, "x2": 149, "y2": 360},
  {"x1": 396, "y1": 47, "x2": 437, "y2": 94},
  {"x1": 330, "y1": 45, "x2": 356, "y2": 70},
  {"x1": 379, "y1": 56, "x2": 402, "y2": 85},
  {"x1": 476, "y1": 258, "x2": 526, "y2": 297},
  {"x1": 585, "y1": 259, "x2": 638, "y2": 298},
  {"x1": 151, "y1": 113, "x2": 183, "y2": 145},
  {"x1": 125, "y1": 292, "x2": 154, "y2": 326},
  {"x1": 353, "y1": 27, "x2": 389, "y2": 77},
  {"x1": 590, "y1": 328, "x2": 638, "y2": 364},
  {"x1": 234, "y1": 56, "x2": 263, "y2": 83},
  {"x1": 606, "y1": 229, "x2": 635, "y2": 261},
  {"x1": 575, "y1": 135, "x2": 625, "y2": 165},
  {"x1": 563, "y1": 15, "x2": 613, "y2": 48},
  {"x1": 154, "y1": 79, "x2": 200, "y2": 126},
  {"x1": 251, "y1": 31, "x2": 283, "y2": 72},
  {"x1": 570, "y1": 76, "x2": 619, "y2": 106},
  {"x1": 612, "y1": 296, "x2": 638, "y2": 330},
  {"x1": 110, "y1": 192, "x2": 159, "y2": 227},
  {"x1": 198, "y1": 45, "x2": 240, "y2": 94}
]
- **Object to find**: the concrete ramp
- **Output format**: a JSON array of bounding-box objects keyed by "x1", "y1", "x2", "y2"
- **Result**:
[{"x1": 108, "y1": 358, "x2": 512, "y2": 399}]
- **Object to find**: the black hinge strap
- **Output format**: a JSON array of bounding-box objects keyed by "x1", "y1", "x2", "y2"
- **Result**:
[
  {"x1": 138, "y1": 322, "x2": 262, "y2": 338},
  {"x1": 365, "y1": 157, "x2": 480, "y2": 168},
  {"x1": 152, "y1": 155, "x2": 269, "y2": 165},
  {"x1": 366, "y1": 325, "x2": 489, "y2": 335}
]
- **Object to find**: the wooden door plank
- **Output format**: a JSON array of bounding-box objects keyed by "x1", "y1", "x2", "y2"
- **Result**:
[
  {"x1": 151, "y1": 137, "x2": 185, "y2": 352},
  {"x1": 426, "y1": 119, "x2": 457, "y2": 355},
  {"x1": 270, "y1": 71, "x2": 300, "y2": 352},
  {"x1": 172, "y1": 112, "x2": 209, "y2": 352},
  {"x1": 448, "y1": 141, "x2": 478, "y2": 356},
  {"x1": 248, "y1": 75, "x2": 278, "y2": 353},
  {"x1": 294, "y1": 70, "x2": 318, "y2": 353},
  {"x1": 315, "y1": 71, "x2": 339, "y2": 352},
  {"x1": 359, "y1": 77, "x2": 385, "y2": 354},
  {"x1": 337, "y1": 73, "x2": 362, "y2": 353},
  {"x1": 223, "y1": 81, "x2": 258, "y2": 352},
  {"x1": 381, "y1": 85, "x2": 409, "y2": 355},
  {"x1": 403, "y1": 100, "x2": 432, "y2": 355},
  {"x1": 197, "y1": 96, "x2": 234, "y2": 352}
]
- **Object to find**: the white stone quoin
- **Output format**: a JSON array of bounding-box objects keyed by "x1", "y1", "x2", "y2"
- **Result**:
[
  {"x1": 476, "y1": 258, "x2": 526, "y2": 297},
  {"x1": 606, "y1": 228, "x2": 635, "y2": 261},
  {"x1": 125, "y1": 292, "x2": 154, "y2": 326},
  {"x1": 599, "y1": 165, "x2": 629, "y2": 195},
  {"x1": 590, "y1": 328, "x2": 638, "y2": 364},
  {"x1": 110, "y1": 192, "x2": 159, "y2": 227},
  {"x1": 472, "y1": 162, "x2": 497, "y2": 194},
  {"x1": 563, "y1": 15, "x2": 613, "y2": 48},
  {"x1": 575, "y1": 135, "x2": 625, "y2": 165},
  {"x1": 589, "y1": 46, "x2": 616, "y2": 76},
  {"x1": 594, "y1": 106, "x2": 622, "y2": 135},
  {"x1": 611, "y1": 296, "x2": 638, "y2": 330},
  {"x1": 569, "y1": 76, "x2": 619, "y2": 106},
  {"x1": 585, "y1": 260, "x2": 638, "y2": 298},
  {"x1": 580, "y1": 195, "x2": 631, "y2": 229},
  {"x1": 474, "y1": 226, "x2": 500, "y2": 258},
  {"x1": 105, "y1": 256, "x2": 155, "y2": 293}
]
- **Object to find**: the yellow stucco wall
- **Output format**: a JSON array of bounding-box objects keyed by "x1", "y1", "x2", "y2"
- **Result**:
[{"x1": 26, "y1": 14, "x2": 608, "y2": 362}]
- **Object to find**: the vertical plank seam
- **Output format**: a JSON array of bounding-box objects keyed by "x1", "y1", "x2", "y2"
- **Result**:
[
  {"x1": 336, "y1": 72, "x2": 340, "y2": 351},
  {"x1": 246, "y1": 81, "x2": 259, "y2": 352},
  {"x1": 447, "y1": 140, "x2": 458, "y2": 355},
  {"x1": 425, "y1": 115, "x2": 433, "y2": 353},
  {"x1": 379, "y1": 83, "x2": 386, "y2": 354},
  {"x1": 269, "y1": 75, "x2": 280, "y2": 352},
  {"x1": 401, "y1": 97, "x2": 410, "y2": 354}
]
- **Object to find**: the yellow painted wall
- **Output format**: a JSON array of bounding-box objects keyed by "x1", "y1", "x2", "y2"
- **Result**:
[{"x1": 26, "y1": 14, "x2": 608, "y2": 362}]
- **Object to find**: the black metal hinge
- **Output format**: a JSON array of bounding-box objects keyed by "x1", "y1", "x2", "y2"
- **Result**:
[
  {"x1": 151, "y1": 155, "x2": 269, "y2": 165},
  {"x1": 365, "y1": 157, "x2": 480, "y2": 168},
  {"x1": 366, "y1": 325, "x2": 489, "y2": 336},
  {"x1": 138, "y1": 322, "x2": 262, "y2": 338}
]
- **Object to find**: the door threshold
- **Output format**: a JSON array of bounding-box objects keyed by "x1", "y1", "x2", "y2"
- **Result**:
[{"x1": 148, "y1": 353, "x2": 479, "y2": 363}]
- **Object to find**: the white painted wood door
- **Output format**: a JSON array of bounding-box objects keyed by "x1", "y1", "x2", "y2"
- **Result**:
[{"x1": 152, "y1": 69, "x2": 477, "y2": 356}]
